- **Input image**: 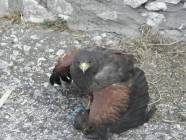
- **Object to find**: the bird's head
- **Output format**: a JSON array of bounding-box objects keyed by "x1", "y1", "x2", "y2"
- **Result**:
[{"x1": 75, "y1": 50, "x2": 98, "y2": 74}]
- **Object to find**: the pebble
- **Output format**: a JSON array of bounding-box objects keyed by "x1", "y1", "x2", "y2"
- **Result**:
[
  {"x1": 48, "y1": 49, "x2": 54, "y2": 53},
  {"x1": 23, "y1": 45, "x2": 31, "y2": 53},
  {"x1": 10, "y1": 35, "x2": 19, "y2": 43},
  {"x1": 56, "y1": 49, "x2": 65, "y2": 56},
  {"x1": 0, "y1": 43, "x2": 7, "y2": 46},
  {"x1": 30, "y1": 35, "x2": 39, "y2": 40},
  {"x1": 13, "y1": 50, "x2": 19, "y2": 56}
]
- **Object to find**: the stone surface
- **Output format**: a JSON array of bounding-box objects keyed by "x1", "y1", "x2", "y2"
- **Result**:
[
  {"x1": 142, "y1": 12, "x2": 166, "y2": 27},
  {"x1": 183, "y1": 2, "x2": 186, "y2": 8},
  {"x1": 0, "y1": 0, "x2": 8, "y2": 17},
  {"x1": 46, "y1": 0, "x2": 73, "y2": 20},
  {"x1": 0, "y1": 0, "x2": 186, "y2": 39},
  {"x1": 97, "y1": 11, "x2": 118, "y2": 21},
  {"x1": 22, "y1": 0, "x2": 56, "y2": 23},
  {"x1": 157, "y1": 0, "x2": 181, "y2": 4},
  {"x1": 145, "y1": 1, "x2": 167, "y2": 11},
  {"x1": 8, "y1": 0, "x2": 23, "y2": 12},
  {"x1": 123, "y1": 0, "x2": 148, "y2": 8},
  {"x1": 67, "y1": 0, "x2": 146, "y2": 37},
  {"x1": 159, "y1": 29, "x2": 184, "y2": 40}
]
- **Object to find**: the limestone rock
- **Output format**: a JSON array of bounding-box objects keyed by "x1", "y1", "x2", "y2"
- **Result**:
[
  {"x1": 97, "y1": 11, "x2": 118, "y2": 21},
  {"x1": 123, "y1": 0, "x2": 148, "y2": 8},
  {"x1": 157, "y1": 0, "x2": 181, "y2": 4},
  {"x1": 67, "y1": 1, "x2": 145, "y2": 37},
  {"x1": 0, "y1": 0, "x2": 8, "y2": 17},
  {"x1": 8, "y1": 0, "x2": 23, "y2": 12},
  {"x1": 145, "y1": 1, "x2": 167, "y2": 11},
  {"x1": 46, "y1": 0, "x2": 73, "y2": 20},
  {"x1": 142, "y1": 12, "x2": 166, "y2": 26},
  {"x1": 22, "y1": 0, "x2": 56, "y2": 23},
  {"x1": 183, "y1": 2, "x2": 186, "y2": 8},
  {"x1": 160, "y1": 29, "x2": 183, "y2": 40}
]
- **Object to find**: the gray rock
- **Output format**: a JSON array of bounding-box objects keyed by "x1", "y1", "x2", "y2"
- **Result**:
[
  {"x1": 56, "y1": 49, "x2": 65, "y2": 56},
  {"x1": 1, "y1": 0, "x2": 186, "y2": 40},
  {"x1": 145, "y1": 1, "x2": 167, "y2": 11},
  {"x1": 97, "y1": 11, "x2": 118, "y2": 21},
  {"x1": 67, "y1": 1, "x2": 145, "y2": 37},
  {"x1": 46, "y1": 0, "x2": 73, "y2": 20},
  {"x1": 23, "y1": 45, "x2": 31, "y2": 53},
  {"x1": 0, "y1": 60, "x2": 9, "y2": 71},
  {"x1": 157, "y1": 0, "x2": 181, "y2": 4},
  {"x1": 183, "y1": 2, "x2": 186, "y2": 8},
  {"x1": 142, "y1": 12, "x2": 166, "y2": 26},
  {"x1": 30, "y1": 34, "x2": 39, "y2": 40},
  {"x1": 159, "y1": 29, "x2": 183, "y2": 40},
  {"x1": 8, "y1": 0, "x2": 23, "y2": 12},
  {"x1": 162, "y1": 10, "x2": 186, "y2": 32},
  {"x1": 0, "y1": 0, "x2": 8, "y2": 17},
  {"x1": 123, "y1": 0, "x2": 148, "y2": 8},
  {"x1": 22, "y1": 0, "x2": 56, "y2": 23}
]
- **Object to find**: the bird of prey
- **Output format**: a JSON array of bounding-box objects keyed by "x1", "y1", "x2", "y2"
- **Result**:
[
  {"x1": 73, "y1": 68, "x2": 155, "y2": 140},
  {"x1": 50, "y1": 47, "x2": 134, "y2": 95}
]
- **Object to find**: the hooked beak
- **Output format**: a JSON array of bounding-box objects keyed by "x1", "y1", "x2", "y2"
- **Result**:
[{"x1": 79, "y1": 62, "x2": 90, "y2": 74}]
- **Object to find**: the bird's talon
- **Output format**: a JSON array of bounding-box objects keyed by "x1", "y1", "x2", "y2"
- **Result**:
[{"x1": 86, "y1": 95, "x2": 92, "y2": 110}]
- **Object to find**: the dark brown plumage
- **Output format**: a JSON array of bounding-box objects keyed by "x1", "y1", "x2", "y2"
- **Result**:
[
  {"x1": 73, "y1": 68, "x2": 156, "y2": 140},
  {"x1": 50, "y1": 47, "x2": 134, "y2": 95},
  {"x1": 88, "y1": 84, "x2": 130, "y2": 127},
  {"x1": 49, "y1": 48, "x2": 155, "y2": 139}
]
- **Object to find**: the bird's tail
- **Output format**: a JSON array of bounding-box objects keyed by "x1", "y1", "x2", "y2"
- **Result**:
[{"x1": 130, "y1": 67, "x2": 148, "y2": 96}]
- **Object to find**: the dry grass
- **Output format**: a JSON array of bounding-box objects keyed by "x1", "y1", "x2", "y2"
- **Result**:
[
  {"x1": 116, "y1": 26, "x2": 186, "y2": 124},
  {"x1": 2, "y1": 12, "x2": 69, "y2": 31},
  {"x1": 2, "y1": 11, "x2": 23, "y2": 24},
  {"x1": 40, "y1": 18, "x2": 69, "y2": 31}
]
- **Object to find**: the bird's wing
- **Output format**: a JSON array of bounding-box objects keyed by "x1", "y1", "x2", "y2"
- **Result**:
[
  {"x1": 50, "y1": 49, "x2": 79, "y2": 85},
  {"x1": 93, "y1": 51, "x2": 135, "y2": 89},
  {"x1": 88, "y1": 83, "x2": 130, "y2": 127}
]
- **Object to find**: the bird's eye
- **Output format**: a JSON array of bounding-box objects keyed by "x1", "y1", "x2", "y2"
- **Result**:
[
  {"x1": 76, "y1": 60, "x2": 80, "y2": 64},
  {"x1": 88, "y1": 60, "x2": 92, "y2": 64}
]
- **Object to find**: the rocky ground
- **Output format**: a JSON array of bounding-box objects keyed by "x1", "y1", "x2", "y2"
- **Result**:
[{"x1": 0, "y1": 19, "x2": 186, "y2": 140}]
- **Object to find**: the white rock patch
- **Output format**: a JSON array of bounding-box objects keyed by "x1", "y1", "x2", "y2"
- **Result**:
[
  {"x1": 123, "y1": 0, "x2": 148, "y2": 8},
  {"x1": 142, "y1": 12, "x2": 166, "y2": 27},
  {"x1": 22, "y1": 0, "x2": 56, "y2": 23},
  {"x1": 145, "y1": 1, "x2": 167, "y2": 11},
  {"x1": 157, "y1": 0, "x2": 181, "y2": 4}
]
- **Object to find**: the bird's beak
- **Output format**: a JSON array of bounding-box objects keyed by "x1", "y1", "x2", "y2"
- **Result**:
[{"x1": 79, "y1": 62, "x2": 90, "y2": 74}]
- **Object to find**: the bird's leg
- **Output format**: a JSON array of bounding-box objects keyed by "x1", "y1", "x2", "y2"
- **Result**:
[
  {"x1": 86, "y1": 93, "x2": 93, "y2": 110},
  {"x1": 86, "y1": 96, "x2": 91, "y2": 110}
]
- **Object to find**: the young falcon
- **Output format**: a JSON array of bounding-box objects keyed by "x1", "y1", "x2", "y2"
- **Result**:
[
  {"x1": 73, "y1": 68, "x2": 156, "y2": 140},
  {"x1": 50, "y1": 47, "x2": 135, "y2": 95}
]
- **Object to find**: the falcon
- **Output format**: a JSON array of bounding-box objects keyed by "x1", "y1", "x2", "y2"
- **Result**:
[
  {"x1": 50, "y1": 47, "x2": 135, "y2": 95},
  {"x1": 73, "y1": 68, "x2": 155, "y2": 140}
]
